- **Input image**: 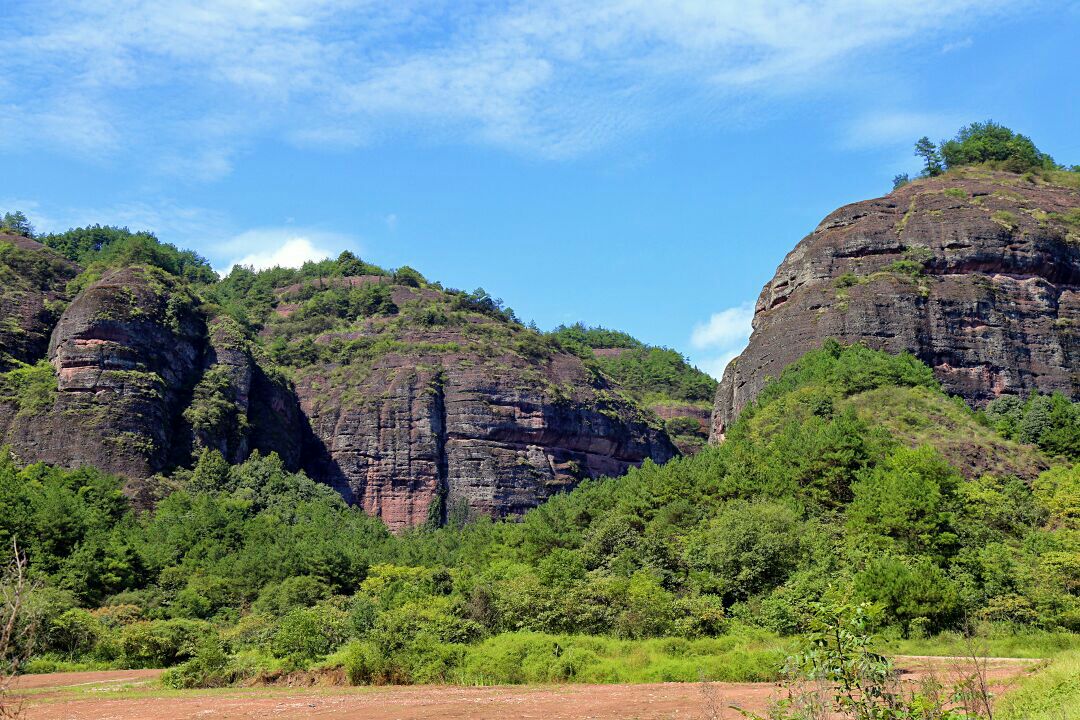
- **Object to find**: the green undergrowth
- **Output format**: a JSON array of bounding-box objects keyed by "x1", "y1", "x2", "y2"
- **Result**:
[
  {"x1": 0, "y1": 360, "x2": 57, "y2": 416},
  {"x1": 328, "y1": 629, "x2": 789, "y2": 686},
  {"x1": 997, "y1": 649, "x2": 1080, "y2": 719}
]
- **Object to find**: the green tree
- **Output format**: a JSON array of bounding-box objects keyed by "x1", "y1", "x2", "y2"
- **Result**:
[
  {"x1": 914, "y1": 136, "x2": 943, "y2": 177},
  {"x1": 940, "y1": 120, "x2": 1053, "y2": 172},
  {"x1": 0, "y1": 211, "x2": 34, "y2": 238}
]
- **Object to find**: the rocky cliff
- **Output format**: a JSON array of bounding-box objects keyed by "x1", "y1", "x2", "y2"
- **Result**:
[
  {"x1": 712, "y1": 169, "x2": 1080, "y2": 439},
  {"x1": 0, "y1": 237, "x2": 677, "y2": 527},
  {"x1": 275, "y1": 279, "x2": 676, "y2": 530},
  {"x1": 0, "y1": 233, "x2": 78, "y2": 370}
]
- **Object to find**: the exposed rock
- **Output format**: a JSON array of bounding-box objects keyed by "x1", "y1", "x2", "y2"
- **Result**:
[
  {"x1": 1, "y1": 262, "x2": 677, "y2": 528},
  {"x1": 295, "y1": 321, "x2": 676, "y2": 531},
  {"x1": 191, "y1": 316, "x2": 304, "y2": 467},
  {"x1": 650, "y1": 402, "x2": 711, "y2": 454},
  {"x1": 712, "y1": 170, "x2": 1080, "y2": 439},
  {"x1": 0, "y1": 233, "x2": 79, "y2": 369},
  {"x1": 1, "y1": 266, "x2": 205, "y2": 477}
]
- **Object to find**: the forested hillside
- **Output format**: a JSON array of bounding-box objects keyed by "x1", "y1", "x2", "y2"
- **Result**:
[
  {"x1": 3, "y1": 343, "x2": 1077, "y2": 687},
  {"x1": 0, "y1": 225, "x2": 706, "y2": 527}
]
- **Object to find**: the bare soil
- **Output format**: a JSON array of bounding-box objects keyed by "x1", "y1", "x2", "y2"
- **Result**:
[{"x1": 13, "y1": 657, "x2": 1038, "y2": 720}]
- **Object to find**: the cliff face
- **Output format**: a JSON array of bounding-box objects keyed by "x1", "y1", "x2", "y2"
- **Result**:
[
  {"x1": 281, "y1": 282, "x2": 676, "y2": 530},
  {"x1": 0, "y1": 234, "x2": 79, "y2": 370},
  {"x1": 298, "y1": 350, "x2": 674, "y2": 531},
  {"x1": 712, "y1": 170, "x2": 1080, "y2": 439},
  {"x1": 2, "y1": 267, "x2": 205, "y2": 478},
  {"x1": 0, "y1": 254, "x2": 677, "y2": 528}
]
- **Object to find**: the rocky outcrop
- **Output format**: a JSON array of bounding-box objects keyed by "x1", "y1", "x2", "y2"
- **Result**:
[
  {"x1": 295, "y1": 320, "x2": 676, "y2": 531},
  {"x1": 712, "y1": 170, "x2": 1080, "y2": 439},
  {"x1": 1, "y1": 259, "x2": 677, "y2": 528},
  {"x1": 0, "y1": 234, "x2": 78, "y2": 369},
  {"x1": 190, "y1": 317, "x2": 305, "y2": 467},
  {"x1": 1, "y1": 266, "x2": 206, "y2": 477}
]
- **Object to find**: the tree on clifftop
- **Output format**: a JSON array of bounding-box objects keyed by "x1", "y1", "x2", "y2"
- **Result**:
[
  {"x1": 914, "y1": 136, "x2": 943, "y2": 177},
  {"x1": 0, "y1": 212, "x2": 33, "y2": 239}
]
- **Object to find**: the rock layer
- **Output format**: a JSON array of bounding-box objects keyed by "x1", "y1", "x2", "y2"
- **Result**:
[
  {"x1": 712, "y1": 171, "x2": 1080, "y2": 439},
  {"x1": 1, "y1": 259, "x2": 677, "y2": 528},
  {"x1": 2, "y1": 267, "x2": 205, "y2": 477},
  {"x1": 296, "y1": 330, "x2": 676, "y2": 531}
]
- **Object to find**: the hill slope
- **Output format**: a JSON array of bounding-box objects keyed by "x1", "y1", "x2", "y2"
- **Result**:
[
  {"x1": 0, "y1": 230, "x2": 678, "y2": 528},
  {"x1": 713, "y1": 167, "x2": 1080, "y2": 438}
]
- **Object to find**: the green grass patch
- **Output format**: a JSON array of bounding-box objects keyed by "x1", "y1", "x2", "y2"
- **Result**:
[
  {"x1": 332, "y1": 629, "x2": 791, "y2": 686},
  {"x1": 998, "y1": 649, "x2": 1080, "y2": 719},
  {"x1": 877, "y1": 630, "x2": 1080, "y2": 659}
]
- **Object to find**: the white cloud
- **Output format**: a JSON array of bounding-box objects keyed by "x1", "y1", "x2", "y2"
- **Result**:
[
  {"x1": 691, "y1": 303, "x2": 754, "y2": 350},
  {"x1": 0, "y1": 0, "x2": 1022, "y2": 170},
  {"x1": 689, "y1": 302, "x2": 755, "y2": 379},
  {"x1": 843, "y1": 111, "x2": 966, "y2": 150},
  {"x1": 215, "y1": 227, "x2": 358, "y2": 274},
  {"x1": 230, "y1": 237, "x2": 331, "y2": 272}
]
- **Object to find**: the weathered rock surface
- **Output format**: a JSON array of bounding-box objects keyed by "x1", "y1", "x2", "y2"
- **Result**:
[
  {"x1": 293, "y1": 304, "x2": 676, "y2": 530},
  {"x1": 0, "y1": 233, "x2": 78, "y2": 369},
  {"x1": 1, "y1": 259, "x2": 677, "y2": 528},
  {"x1": 712, "y1": 170, "x2": 1080, "y2": 439},
  {"x1": 1, "y1": 267, "x2": 205, "y2": 477},
  {"x1": 191, "y1": 317, "x2": 305, "y2": 468}
]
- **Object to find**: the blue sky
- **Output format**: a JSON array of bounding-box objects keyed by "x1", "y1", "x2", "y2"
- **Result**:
[{"x1": 2, "y1": 1, "x2": 1078, "y2": 377}]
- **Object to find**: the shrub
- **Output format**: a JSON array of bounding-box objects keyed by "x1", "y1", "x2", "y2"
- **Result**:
[
  {"x1": 253, "y1": 576, "x2": 331, "y2": 617},
  {"x1": 119, "y1": 619, "x2": 211, "y2": 667},
  {"x1": 160, "y1": 636, "x2": 236, "y2": 688},
  {"x1": 271, "y1": 602, "x2": 350, "y2": 662}
]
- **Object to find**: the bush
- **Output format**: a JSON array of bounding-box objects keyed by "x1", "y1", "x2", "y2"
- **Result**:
[
  {"x1": 119, "y1": 619, "x2": 211, "y2": 667},
  {"x1": 253, "y1": 576, "x2": 331, "y2": 617},
  {"x1": 271, "y1": 602, "x2": 350, "y2": 662},
  {"x1": 160, "y1": 636, "x2": 236, "y2": 688}
]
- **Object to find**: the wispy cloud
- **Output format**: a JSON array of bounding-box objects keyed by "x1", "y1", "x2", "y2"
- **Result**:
[
  {"x1": 843, "y1": 111, "x2": 967, "y2": 150},
  {"x1": 941, "y1": 36, "x2": 974, "y2": 53},
  {"x1": 0, "y1": 0, "x2": 1022, "y2": 174},
  {"x1": 689, "y1": 302, "x2": 755, "y2": 379}
]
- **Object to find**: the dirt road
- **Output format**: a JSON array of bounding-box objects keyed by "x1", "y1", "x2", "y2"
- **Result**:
[{"x1": 13, "y1": 657, "x2": 1038, "y2": 720}]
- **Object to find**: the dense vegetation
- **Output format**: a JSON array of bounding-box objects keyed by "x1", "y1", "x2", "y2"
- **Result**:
[
  {"x1": 3, "y1": 342, "x2": 1077, "y2": 688},
  {"x1": 894, "y1": 120, "x2": 1077, "y2": 188},
  {"x1": 549, "y1": 323, "x2": 716, "y2": 449}
]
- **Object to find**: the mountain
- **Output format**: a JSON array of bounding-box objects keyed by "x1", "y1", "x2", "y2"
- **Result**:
[
  {"x1": 713, "y1": 167, "x2": 1080, "y2": 439},
  {"x1": 0, "y1": 232, "x2": 682, "y2": 528}
]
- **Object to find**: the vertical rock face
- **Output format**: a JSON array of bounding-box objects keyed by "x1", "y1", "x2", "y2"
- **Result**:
[
  {"x1": 191, "y1": 317, "x2": 305, "y2": 467},
  {"x1": 712, "y1": 171, "x2": 1080, "y2": 439},
  {"x1": 1, "y1": 255, "x2": 679, "y2": 528},
  {"x1": 2, "y1": 267, "x2": 206, "y2": 476},
  {"x1": 297, "y1": 343, "x2": 676, "y2": 531},
  {"x1": 0, "y1": 234, "x2": 78, "y2": 369}
]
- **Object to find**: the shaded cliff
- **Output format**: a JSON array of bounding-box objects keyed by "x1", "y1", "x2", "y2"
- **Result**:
[
  {"x1": 712, "y1": 169, "x2": 1080, "y2": 439},
  {"x1": 0, "y1": 233, "x2": 79, "y2": 370}
]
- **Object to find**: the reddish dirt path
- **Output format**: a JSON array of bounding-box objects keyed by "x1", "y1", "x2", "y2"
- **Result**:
[{"x1": 14, "y1": 657, "x2": 1038, "y2": 720}]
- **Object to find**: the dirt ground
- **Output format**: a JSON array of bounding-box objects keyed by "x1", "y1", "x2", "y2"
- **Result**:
[{"x1": 11, "y1": 657, "x2": 1039, "y2": 720}]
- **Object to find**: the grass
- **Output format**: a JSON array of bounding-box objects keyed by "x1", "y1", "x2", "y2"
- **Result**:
[
  {"x1": 997, "y1": 649, "x2": 1080, "y2": 719},
  {"x1": 877, "y1": 630, "x2": 1080, "y2": 659},
  {"x1": 457, "y1": 632, "x2": 791, "y2": 684},
  {"x1": 848, "y1": 385, "x2": 1048, "y2": 479}
]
